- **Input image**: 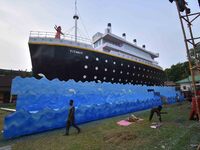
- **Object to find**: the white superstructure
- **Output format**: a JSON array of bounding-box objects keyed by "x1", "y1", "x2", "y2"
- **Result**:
[{"x1": 92, "y1": 24, "x2": 161, "y2": 69}]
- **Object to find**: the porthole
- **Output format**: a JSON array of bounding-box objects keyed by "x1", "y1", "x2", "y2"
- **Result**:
[
  {"x1": 85, "y1": 56, "x2": 89, "y2": 59},
  {"x1": 95, "y1": 66, "x2": 99, "y2": 70},
  {"x1": 94, "y1": 76, "x2": 97, "y2": 79},
  {"x1": 138, "y1": 74, "x2": 140, "y2": 77},
  {"x1": 83, "y1": 75, "x2": 87, "y2": 79},
  {"x1": 84, "y1": 65, "x2": 88, "y2": 69},
  {"x1": 132, "y1": 73, "x2": 135, "y2": 76},
  {"x1": 121, "y1": 63, "x2": 123, "y2": 66},
  {"x1": 133, "y1": 66, "x2": 136, "y2": 69},
  {"x1": 103, "y1": 77, "x2": 106, "y2": 80},
  {"x1": 119, "y1": 79, "x2": 121, "y2": 81},
  {"x1": 105, "y1": 59, "x2": 108, "y2": 63},
  {"x1": 120, "y1": 71, "x2": 123, "y2": 74},
  {"x1": 125, "y1": 79, "x2": 128, "y2": 82},
  {"x1": 113, "y1": 61, "x2": 116, "y2": 65},
  {"x1": 113, "y1": 69, "x2": 116, "y2": 73},
  {"x1": 128, "y1": 65, "x2": 130, "y2": 68},
  {"x1": 139, "y1": 67, "x2": 141, "y2": 70},
  {"x1": 131, "y1": 80, "x2": 133, "y2": 82},
  {"x1": 111, "y1": 78, "x2": 114, "y2": 81},
  {"x1": 96, "y1": 57, "x2": 99, "y2": 61},
  {"x1": 105, "y1": 68, "x2": 108, "y2": 72},
  {"x1": 127, "y1": 72, "x2": 129, "y2": 75}
]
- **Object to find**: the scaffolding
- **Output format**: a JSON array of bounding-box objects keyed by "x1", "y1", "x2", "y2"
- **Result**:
[{"x1": 173, "y1": 0, "x2": 200, "y2": 120}]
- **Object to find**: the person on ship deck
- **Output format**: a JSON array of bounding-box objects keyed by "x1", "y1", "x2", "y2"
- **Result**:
[{"x1": 54, "y1": 25, "x2": 64, "y2": 39}]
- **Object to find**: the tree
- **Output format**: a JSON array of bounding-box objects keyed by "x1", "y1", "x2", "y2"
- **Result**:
[
  {"x1": 189, "y1": 42, "x2": 200, "y2": 64},
  {"x1": 164, "y1": 61, "x2": 190, "y2": 82}
]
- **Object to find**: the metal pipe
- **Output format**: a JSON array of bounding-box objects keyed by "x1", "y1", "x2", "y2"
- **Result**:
[{"x1": 75, "y1": 18, "x2": 78, "y2": 42}]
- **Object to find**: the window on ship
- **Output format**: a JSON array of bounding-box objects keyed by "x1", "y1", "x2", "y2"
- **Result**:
[
  {"x1": 94, "y1": 39, "x2": 102, "y2": 48},
  {"x1": 103, "y1": 39, "x2": 122, "y2": 47}
]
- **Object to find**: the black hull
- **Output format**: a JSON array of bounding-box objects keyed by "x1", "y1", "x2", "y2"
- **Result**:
[{"x1": 29, "y1": 43, "x2": 165, "y2": 86}]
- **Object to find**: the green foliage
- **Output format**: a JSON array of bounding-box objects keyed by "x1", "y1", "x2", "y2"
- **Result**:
[
  {"x1": 165, "y1": 43, "x2": 200, "y2": 82},
  {"x1": 189, "y1": 42, "x2": 200, "y2": 63},
  {"x1": 164, "y1": 61, "x2": 190, "y2": 82},
  {"x1": 0, "y1": 69, "x2": 32, "y2": 77}
]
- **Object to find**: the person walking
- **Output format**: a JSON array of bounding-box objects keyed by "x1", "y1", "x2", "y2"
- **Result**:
[{"x1": 65, "y1": 99, "x2": 80, "y2": 135}]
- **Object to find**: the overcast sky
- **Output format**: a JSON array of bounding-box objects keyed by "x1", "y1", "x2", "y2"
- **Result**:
[{"x1": 0, "y1": 0, "x2": 199, "y2": 71}]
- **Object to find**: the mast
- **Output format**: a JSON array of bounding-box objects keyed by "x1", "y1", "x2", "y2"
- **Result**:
[{"x1": 73, "y1": 0, "x2": 79, "y2": 42}]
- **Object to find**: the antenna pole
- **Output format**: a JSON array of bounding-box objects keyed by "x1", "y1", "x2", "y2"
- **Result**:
[{"x1": 73, "y1": 0, "x2": 79, "y2": 42}]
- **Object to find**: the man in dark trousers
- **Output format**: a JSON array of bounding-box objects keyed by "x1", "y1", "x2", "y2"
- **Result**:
[
  {"x1": 149, "y1": 105, "x2": 163, "y2": 122},
  {"x1": 65, "y1": 99, "x2": 80, "y2": 135}
]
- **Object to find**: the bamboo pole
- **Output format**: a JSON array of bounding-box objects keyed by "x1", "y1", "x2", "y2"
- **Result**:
[{"x1": 175, "y1": 0, "x2": 200, "y2": 121}]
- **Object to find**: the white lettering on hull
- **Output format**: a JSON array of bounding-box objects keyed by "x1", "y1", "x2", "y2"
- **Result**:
[{"x1": 70, "y1": 49, "x2": 83, "y2": 55}]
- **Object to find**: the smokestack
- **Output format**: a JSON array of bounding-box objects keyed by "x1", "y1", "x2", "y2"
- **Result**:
[
  {"x1": 142, "y1": 45, "x2": 146, "y2": 49},
  {"x1": 122, "y1": 33, "x2": 126, "y2": 40},
  {"x1": 108, "y1": 23, "x2": 111, "y2": 28},
  {"x1": 133, "y1": 39, "x2": 137, "y2": 45},
  {"x1": 105, "y1": 23, "x2": 112, "y2": 33}
]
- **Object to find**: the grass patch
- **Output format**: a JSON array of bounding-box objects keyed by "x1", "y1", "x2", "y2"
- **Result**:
[
  {"x1": 0, "y1": 103, "x2": 16, "y2": 109},
  {"x1": 0, "y1": 101, "x2": 200, "y2": 150}
]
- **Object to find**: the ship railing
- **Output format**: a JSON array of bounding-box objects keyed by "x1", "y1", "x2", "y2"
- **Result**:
[
  {"x1": 29, "y1": 31, "x2": 92, "y2": 44},
  {"x1": 104, "y1": 43, "x2": 162, "y2": 69}
]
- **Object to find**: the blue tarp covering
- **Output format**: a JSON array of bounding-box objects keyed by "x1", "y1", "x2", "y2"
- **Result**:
[{"x1": 3, "y1": 77, "x2": 184, "y2": 139}]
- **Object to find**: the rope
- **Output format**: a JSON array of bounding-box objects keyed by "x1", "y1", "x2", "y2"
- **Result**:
[
  {"x1": 77, "y1": 9, "x2": 91, "y2": 40},
  {"x1": 64, "y1": 26, "x2": 75, "y2": 35}
]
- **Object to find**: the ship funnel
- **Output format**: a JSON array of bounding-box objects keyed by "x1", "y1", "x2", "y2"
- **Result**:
[
  {"x1": 133, "y1": 39, "x2": 137, "y2": 45},
  {"x1": 142, "y1": 45, "x2": 146, "y2": 49},
  {"x1": 105, "y1": 23, "x2": 112, "y2": 34},
  {"x1": 122, "y1": 33, "x2": 126, "y2": 40}
]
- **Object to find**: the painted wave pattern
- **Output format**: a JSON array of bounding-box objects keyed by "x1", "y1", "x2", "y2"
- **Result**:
[{"x1": 4, "y1": 77, "x2": 183, "y2": 139}]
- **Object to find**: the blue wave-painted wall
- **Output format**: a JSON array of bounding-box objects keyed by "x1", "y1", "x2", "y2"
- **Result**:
[{"x1": 3, "y1": 77, "x2": 183, "y2": 139}]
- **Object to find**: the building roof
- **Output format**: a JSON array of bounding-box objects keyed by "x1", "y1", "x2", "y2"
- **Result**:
[{"x1": 176, "y1": 75, "x2": 200, "y2": 84}]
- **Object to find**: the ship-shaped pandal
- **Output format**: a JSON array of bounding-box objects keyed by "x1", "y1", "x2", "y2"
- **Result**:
[{"x1": 28, "y1": 1, "x2": 165, "y2": 86}]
